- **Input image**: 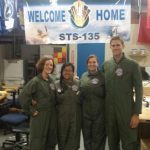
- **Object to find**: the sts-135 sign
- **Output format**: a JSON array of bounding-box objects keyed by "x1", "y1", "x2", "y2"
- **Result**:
[{"x1": 24, "y1": 0, "x2": 131, "y2": 44}]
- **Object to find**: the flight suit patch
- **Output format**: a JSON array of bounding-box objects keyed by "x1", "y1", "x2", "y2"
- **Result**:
[
  {"x1": 72, "y1": 85, "x2": 78, "y2": 92},
  {"x1": 115, "y1": 68, "x2": 123, "y2": 77},
  {"x1": 91, "y1": 78, "x2": 99, "y2": 84},
  {"x1": 49, "y1": 83, "x2": 55, "y2": 90}
]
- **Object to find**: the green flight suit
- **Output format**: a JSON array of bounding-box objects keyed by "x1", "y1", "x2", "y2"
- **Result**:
[
  {"x1": 103, "y1": 55, "x2": 143, "y2": 150},
  {"x1": 19, "y1": 74, "x2": 57, "y2": 150},
  {"x1": 55, "y1": 79, "x2": 81, "y2": 150},
  {"x1": 80, "y1": 70, "x2": 106, "y2": 150}
]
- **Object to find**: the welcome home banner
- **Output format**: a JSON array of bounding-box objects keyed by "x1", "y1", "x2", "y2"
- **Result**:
[{"x1": 24, "y1": 0, "x2": 131, "y2": 44}]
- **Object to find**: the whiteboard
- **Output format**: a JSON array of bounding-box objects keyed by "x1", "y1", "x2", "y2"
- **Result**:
[{"x1": 4, "y1": 59, "x2": 24, "y2": 79}]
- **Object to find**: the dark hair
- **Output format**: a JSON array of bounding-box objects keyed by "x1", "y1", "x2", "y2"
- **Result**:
[
  {"x1": 36, "y1": 56, "x2": 55, "y2": 73},
  {"x1": 60, "y1": 63, "x2": 75, "y2": 86},
  {"x1": 86, "y1": 54, "x2": 99, "y2": 64},
  {"x1": 110, "y1": 36, "x2": 124, "y2": 46}
]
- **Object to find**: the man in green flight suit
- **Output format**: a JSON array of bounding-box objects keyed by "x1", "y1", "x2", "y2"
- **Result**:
[{"x1": 103, "y1": 36, "x2": 143, "y2": 150}]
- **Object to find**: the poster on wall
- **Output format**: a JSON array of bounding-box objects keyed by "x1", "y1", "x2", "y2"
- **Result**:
[
  {"x1": 0, "y1": 0, "x2": 24, "y2": 35},
  {"x1": 24, "y1": 0, "x2": 131, "y2": 44},
  {"x1": 53, "y1": 46, "x2": 67, "y2": 64}
]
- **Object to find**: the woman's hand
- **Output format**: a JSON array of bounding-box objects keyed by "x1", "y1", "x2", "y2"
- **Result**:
[
  {"x1": 32, "y1": 99, "x2": 37, "y2": 106},
  {"x1": 130, "y1": 114, "x2": 140, "y2": 128},
  {"x1": 32, "y1": 110, "x2": 39, "y2": 117},
  {"x1": 31, "y1": 99, "x2": 39, "y2": 117}
]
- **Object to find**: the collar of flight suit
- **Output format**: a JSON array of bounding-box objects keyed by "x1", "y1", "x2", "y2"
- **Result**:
[
  {"x1": 37, "y1": 73, "x2": 52, "y2": 82},
  {"x1": 87, "y1": 69, "x2": 100, "y2": 76},
  {"x1": 112, "y1": 52, "x2": 126, "y2": 65}
]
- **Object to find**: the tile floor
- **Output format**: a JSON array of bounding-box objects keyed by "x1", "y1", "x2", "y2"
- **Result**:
[{"x1": 0, "y1": 131, "x2": 109, "y2": 150}]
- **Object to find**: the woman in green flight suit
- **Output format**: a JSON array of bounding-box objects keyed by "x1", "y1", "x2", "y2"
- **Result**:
[
  {"x1": 80, "y1": 55, "x2": 106, "y2": 150},
  {"x1": 19, "y1": 56, "x2": 57, "y2": 150},
  {"x1": 55, "y1": 63, "x2": 81, "y2": 150}
]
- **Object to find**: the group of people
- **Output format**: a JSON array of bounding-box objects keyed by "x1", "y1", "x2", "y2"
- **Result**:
[{"x1": 19, "y1": 36, "x2": 143, "y2": 150}]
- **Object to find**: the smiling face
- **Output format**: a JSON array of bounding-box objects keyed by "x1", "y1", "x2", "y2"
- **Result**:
[
  {"x1": 110, "y1": 39, "x2": 124, "y2": 57},
  {"x1": 87, "y1": 57, "x2": 98, "y2": 73},
  {"x1": 62, "y1": 66, "x2": 74, "y2": 80},
  {"x1": 42, "y1": 59, "x2": 54, "y2": 75}
]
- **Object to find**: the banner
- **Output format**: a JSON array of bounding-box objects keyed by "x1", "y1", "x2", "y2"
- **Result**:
[
  {"x1": 24, "y1": 0, "x2": 131, "y2": 44},
  {"x1": 0, "y1": 0, "x2": 24, "y2": 35}
]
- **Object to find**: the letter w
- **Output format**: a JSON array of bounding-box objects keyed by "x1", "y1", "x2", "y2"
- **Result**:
[{"x1": 28, "y1": 11, "x2": 35, "y2": 22}]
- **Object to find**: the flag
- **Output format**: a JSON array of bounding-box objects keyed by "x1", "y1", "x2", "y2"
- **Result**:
[
  {"x1": 147, "y1": 0, "x2": 150, "y2": 28},
  {"x1": 138, "y1": 13, "x2": 150, "y2": 43}
]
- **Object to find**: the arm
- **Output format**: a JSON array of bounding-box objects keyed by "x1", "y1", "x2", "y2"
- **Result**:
[
  {"x1": 101, "y1": 63, "x2": 105, "y2": 73},
  {"x1": 130, "y1": 63, "x2": 143, "y2": 128},
  {"x1": 133, "y1": 63, "x2": 143, "y2": 115},
  {"x1": 19, "y1": 79, "x2": 37, "y2": 115}
]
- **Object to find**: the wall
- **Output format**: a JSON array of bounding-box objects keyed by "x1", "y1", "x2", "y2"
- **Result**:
[
  {"x1": 40, "y1": 45, "x2": 53, "y2": 58},
  {"x1": 0, "y1": 44, "x2": 12, "y2": 81},
  {"x1": 77, "y1": 43, "x2": 105, "y2": 77},
  {"x1": 1, "y1": 1, "x2": 150, "y2": 80},
  {"x1": 21, "y1": 44, "x2": 39, "y2": 61},
  {"x1": 69, "y1": 44, "x2": 77, "y2": 74},
  {"x1": 105, "y1": 25, "x2": 150, "y2": 67}
]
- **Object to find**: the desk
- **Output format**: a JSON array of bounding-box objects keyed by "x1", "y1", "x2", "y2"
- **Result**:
[
  {"x1": 2, "y1": 85, "x2": 20, "y2": 92},
  {"x1": 139, "y1": 83, "x2": 150, "y2": 149},
  {"x1": 139, "y1": 108, "x2": 150, "y2": 138},
  {"x1": 2, "y1": 85, "x2": 21, "y2": 106},
  {"x1": 140, "y1": 108, "x2": 150, "y2": 121},
  {"x1": 0, "y1": 91, "x2": 7, "y2": 102},
  {"x1": 143, "y1": 87, "x2": 150, "y2": 97},
  {"x1": 140, "y1": 85, "x2": 150, "y2": 137},
  {"x1": 139, "y1": 107, "x2": 150, "y2": 150}
]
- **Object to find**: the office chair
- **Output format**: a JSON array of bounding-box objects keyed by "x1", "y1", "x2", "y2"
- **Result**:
[{"x1": 0, "y1": 111, "x2": 29, "y2": 150}]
